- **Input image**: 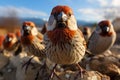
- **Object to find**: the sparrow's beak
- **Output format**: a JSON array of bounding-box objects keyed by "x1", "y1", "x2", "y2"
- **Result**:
[
  {"x1": 56, "y1": 12, "x2": 68, "y2": 28},
  {"x1": 102, "y1": 26, "x2": 110, "y2": 33},
  {"x1": 8, "y1": 37, "x2": 12, "y2": 42},
  {"x1": 23, "y1": 26, "x2": 31, "y2": 35},
  {"x1": 57, "y1": 12, "x2": 68, "y2": 22}
]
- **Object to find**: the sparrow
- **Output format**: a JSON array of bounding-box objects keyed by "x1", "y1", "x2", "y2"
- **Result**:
[
  {"x1": 82, "y1": 27, "x2": 91, "y2": 42},
  {"x1": 2, "y1": 32, "x2": 40, "y2": 80},
  {"x1": 87, "y1": 20, "x2": 116, "y2": 55},
  {"x1": 20, "y1": 21, "x2": 46, "y2": 75},
  {"x1": 2, "y1": 33, "x2": 24, "y2": 80},
  {"x1": 44, "y1": 5, "x2": 86, "y2": 79},
  {"x1": 21, "y1": 21, "x2": 45, "y2": 58},
  {"x1": 3, "y1": 33, "x2": 20, "y2": 53}
]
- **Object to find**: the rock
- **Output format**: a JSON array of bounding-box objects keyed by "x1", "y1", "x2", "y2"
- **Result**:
[
  {"x1": 53, "y1": 70, "x2": 110, "y2": 80},
  {"x1": 84, "y1": 50, "x2": 120, "y2": 80},
  {"x1": 2, "y1": 63, "x2": 16, "y2": 80},
  {"x1": 1, "y1": 51, "x2": 44, "y2": 80},
  {"x1": 0, "y1": 54, "x2": 9, "y2": 70},
  {"x1": 89, "y1": 61, "x2": 120, "y2": 78},
  {"x1": 15, "y1": 54, "x2": 44, "y2": 80}
]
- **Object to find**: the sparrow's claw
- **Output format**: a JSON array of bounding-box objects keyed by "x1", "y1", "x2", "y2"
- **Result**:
[
  {"x1": 74, "y1": 63, "x2": 86, "y2": 80},
  {"x1": 49, "y1": 64, "x2": 62, "y2": 80},
  {"x1": 22, "y1": 56, "x2": 34, "y2": 74},
  {"x1": 35, "y1": 63, "x2": 47, "y2": 80},
  {"x1": 35, "y1": 70, "x2": 40, "y2": 80}
]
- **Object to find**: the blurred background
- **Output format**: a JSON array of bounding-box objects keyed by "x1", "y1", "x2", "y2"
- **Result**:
[
  {"x1": 0, "y1": 1, "x2": 119, "y2": 80},
  {"x1": 0, "y1": 0, "x2": 120, "y2": 34}
]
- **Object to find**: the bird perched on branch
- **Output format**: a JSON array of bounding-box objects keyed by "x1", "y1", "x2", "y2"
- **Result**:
[
  {"x1": 44, "y1": 5, "x2": 86, "y2": 79},
  {"x1": 87, "y1": 20, "x2": 116, "y2": 56}
]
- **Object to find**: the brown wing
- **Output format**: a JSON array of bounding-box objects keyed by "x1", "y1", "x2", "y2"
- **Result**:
[
  {"x1": 37, "y1": 32, "x2": 43, "y2": 41},
  {"x1": 77, "y1": 29, "x2": 87, "y2": 48}
]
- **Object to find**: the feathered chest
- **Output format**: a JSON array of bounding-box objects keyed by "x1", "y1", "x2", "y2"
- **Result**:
[
  {"x1": 47, "y1": 28, "x2": 76, "y2": 44},
  {"x1": 44, "y1": 29, "x2": 86, "y2": 64},
  {"x1": 4, "y1": 42, "x2": 19, "y2": 52},
  {"x1": 21, "y1": 35, "x2": 34, "y2": 45},
  {"x1": 88, "y1": 31, "x2": 116, "y2": 54},
  {"x1": 45, "y1": 29, "x2": 85, "y2": 54}
]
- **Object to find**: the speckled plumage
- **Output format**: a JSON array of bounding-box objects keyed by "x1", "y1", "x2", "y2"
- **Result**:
[
  {"x1": 44, "y1": 5, "x2": 86, "y2": 65},
  {"x1": 23, "y1": 36, "x2": 45, "y2": 57},
  {"x1": 87, "y1": 20, "x2": 116, "y2": 55},
  {"x1": 21, "y1": 21, "x2": 46, "y2": 58},
  {"x1": 44, "y1": 29, "x2": 86, "y2": 64}
]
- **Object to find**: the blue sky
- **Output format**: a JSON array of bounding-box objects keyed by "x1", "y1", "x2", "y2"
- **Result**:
[{"x1": 0, "y1": 0, "x2": 120, "y2": 22}]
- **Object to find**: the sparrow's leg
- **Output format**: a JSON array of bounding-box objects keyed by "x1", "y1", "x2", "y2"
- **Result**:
[{"x1": 22, "y1": 56, "x2": 34, "y2": 74}]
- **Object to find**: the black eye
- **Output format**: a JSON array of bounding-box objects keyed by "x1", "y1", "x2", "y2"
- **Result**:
[{"x1": 54, "y1": 13, "x2": 58, "y2": 18}]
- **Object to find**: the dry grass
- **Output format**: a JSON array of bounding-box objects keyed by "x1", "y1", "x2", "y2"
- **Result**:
[{"x1": 0, "y1": 28, "x2": 7, "y2": 35}]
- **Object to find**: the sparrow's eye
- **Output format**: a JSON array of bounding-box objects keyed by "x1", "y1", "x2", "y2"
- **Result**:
[
  {"x1": 54, "y1": 13, "x2": 58, "y2": 19},
  {"x1": 102, "y1": 26, "x2": 110, "y2": 32},
  {"x1": 5, "y1": 36, "x2": 12, "y2": 42},
  {"x1": 23, "y1": 26, "x2": 31, "y2": 31}
]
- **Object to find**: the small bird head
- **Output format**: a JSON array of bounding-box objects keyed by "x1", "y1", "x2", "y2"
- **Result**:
[
  {"x1": 21, "y1": 21, "x2": 38, "y2": 37},
  {"x1": 83, "y1": 27, "x2": 90, "y2": 35},
  {"x1": 96, "y1": 20, "x2": 114, "y2": 36},
  {"x1": 3, "y1": 33, "x2": 18, "y2": 51},
  {"x1": 47, "y1": 5, "x2": 78, "y2": 31},
  {"x1": 99, "y1": 20, "x2": 111, "y2": 33}
]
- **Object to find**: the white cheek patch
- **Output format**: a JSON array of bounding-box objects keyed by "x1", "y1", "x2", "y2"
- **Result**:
[
  {"x1": 8, "y1": 37, "x2": 12, "y2": 42},
  {"x1": 106, "y1": 27, "x2": 110, "y2": 32},
  {"x1": 67, "y1": 15, "x2": 78, "y2": 30},
  {"x1": 31, "y1": 27, "x2": 38, "y2": 36},
  {"x1": 110, "y1": 25, "x2": 114, "y2": 32},
  {"x1": 47, "y1": 15, "x2": 56, "y2": 31},
  {"x1": 12, "y1": 37, "x2": 17, "y2": 44}
]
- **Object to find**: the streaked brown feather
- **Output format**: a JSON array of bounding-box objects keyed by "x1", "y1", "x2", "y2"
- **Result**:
[
  {"x1": 21, "y1": 21, "x2": 45, "y2": 58},
  {"x1": 47, "y1": 28, "x2": 76, "y2": 44},
  {"x1": 45, "y1": 29, "x2": 86, "y2": 64},
  {"x1": 37, "y1": 33, "x2": 43, "y2": 40},
  {"x1": 21, "y1": 35, "x2": 34, "y2": 45}
]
